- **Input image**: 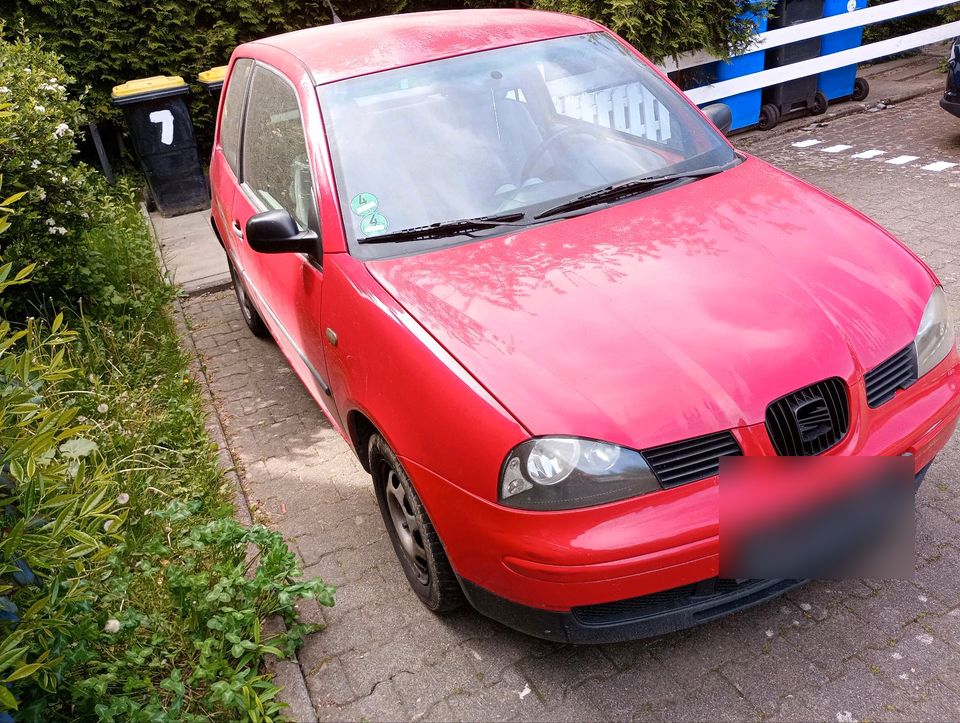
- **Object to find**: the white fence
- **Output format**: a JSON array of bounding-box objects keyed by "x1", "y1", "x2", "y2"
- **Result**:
[
  {"x1": 552, "y1": 83, "x2": 673, "y2": 142},
  {"x1": 658, "y1": 0, "x2": 960, "y2": 106}
]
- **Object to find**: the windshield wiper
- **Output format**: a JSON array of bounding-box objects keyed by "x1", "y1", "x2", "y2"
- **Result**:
[
  {"x1": 357, "y1": 212, "x2": 528, "y2": 245},
  {"x1": 534, "y1": 166, "x2": 728, "y2": 220}
]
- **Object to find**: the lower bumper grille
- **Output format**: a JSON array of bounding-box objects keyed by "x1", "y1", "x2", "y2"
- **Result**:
[{"x1": 571, "y1": 577, "x2": 799, "y2": 627}]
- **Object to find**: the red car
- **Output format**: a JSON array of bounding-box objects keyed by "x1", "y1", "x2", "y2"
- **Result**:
[{"x1": 210, "y1": 9, "x2": 960, "y2": 642}]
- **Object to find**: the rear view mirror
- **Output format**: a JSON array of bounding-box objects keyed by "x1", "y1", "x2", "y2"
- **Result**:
[
  {"x1": 246, "y1": 209, "x2": 320, "y2": 256},
  {"x1": 701, "y1": 103, "x2": 733, "y2": 135}
]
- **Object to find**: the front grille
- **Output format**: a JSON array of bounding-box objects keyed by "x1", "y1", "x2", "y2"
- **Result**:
[
  {"x1": 864, "y1": 344, "x2": 918, "y2": 408},
  {"x1": 571, "y1": 577, "x2": 799, "y2": 627},
  {"x1": 765, "y1": 378, "x2": 849, "y2": 456},
  {"x1": 642, "y1": 431, "x2": 742, "y2": 488}
]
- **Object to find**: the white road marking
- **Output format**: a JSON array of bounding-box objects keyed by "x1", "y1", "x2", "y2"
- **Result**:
[
  {"x1": 886, "y1": 155, "x2": 920, "y2": 165},
  {"x1": 921, "y1": 161, "x2": 958, "y2": 172},
  {"x1": 789, "y1": 141, "x2": 955, "y2": 175}
]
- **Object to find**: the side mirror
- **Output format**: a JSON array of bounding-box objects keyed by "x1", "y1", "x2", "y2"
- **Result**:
[
  {"x1": 701, "y1": 103, "x2": 733, "y2": 135},
  {"x1": 246, "y1": 209, "x2": 320, "y2": 256}
]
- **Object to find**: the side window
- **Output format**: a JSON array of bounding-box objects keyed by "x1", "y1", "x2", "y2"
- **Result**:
[
  {"x1": 220, "y1": 59, "x2": 253, "y2": 175},
  {"x1": 242, "y1": 65, "x2": 319, "y2": 234}
]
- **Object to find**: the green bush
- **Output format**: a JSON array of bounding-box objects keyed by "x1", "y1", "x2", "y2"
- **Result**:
[
  {"x1": 533, "y1": 0, "x2": 772, "y2": 63},
  {"x1": 0, "y1": 28, "x2": 108, "y2": 313},
  {"x1": 0, "y1": 260, "x2": 124, "y2": 713}
]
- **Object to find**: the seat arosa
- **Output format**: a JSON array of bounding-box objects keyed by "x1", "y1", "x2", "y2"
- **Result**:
[{"x1": 210, "y1": 10, "x2": 960, "y2": 642}]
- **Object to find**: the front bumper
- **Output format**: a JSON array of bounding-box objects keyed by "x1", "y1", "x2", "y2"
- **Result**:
[
  {"x1": 459, "y1": 461, "x2": 934, "y2": 643},
  {"x1": 406, "y1": 349, "x2": 960, "y2": 635}
]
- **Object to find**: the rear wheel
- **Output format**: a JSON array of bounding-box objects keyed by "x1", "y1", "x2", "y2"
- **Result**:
[
  {"x1": 758, "y1": 103, "x2": 781, "y2": 131},
  {"x1": 811, "y1": 91, "x2": 829, "y2": 116},
  {"x1": 228, "y1": 262, "x2": 270, "y2": 339},
  {"x1": 369, "y1": 433, "x2": 464, "y2": 613}
]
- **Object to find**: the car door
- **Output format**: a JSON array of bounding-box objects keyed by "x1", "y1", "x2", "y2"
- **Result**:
[
  {"x1": 210, "y1": 58, "x2": 253, "y2": 258},
  {"x1": 232, "y1": 62, "x2": 338, "y2": 419}
]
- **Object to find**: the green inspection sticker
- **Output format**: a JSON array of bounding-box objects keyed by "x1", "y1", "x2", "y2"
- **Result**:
[
  {"x1": 350, "y1": 192, "x2": 379, "y2": 216},
  {"x1": 360, "y1": 213, "x2": 388, "y2": 236}
]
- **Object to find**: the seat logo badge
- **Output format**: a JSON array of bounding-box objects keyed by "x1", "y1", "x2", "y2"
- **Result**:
[{"x1": 792, "y1": 396, "x2": 832, "y2": 443}]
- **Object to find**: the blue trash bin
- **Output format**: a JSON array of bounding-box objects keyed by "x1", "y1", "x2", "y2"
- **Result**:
[
  {"x1": 819, "y1": 0, "x2": 870, "y2": 102},
  {"x1": 702, "y1": 13, "x2": 768, "y2": 132}
]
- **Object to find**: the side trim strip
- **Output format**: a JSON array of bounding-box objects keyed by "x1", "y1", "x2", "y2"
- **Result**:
[{"x1": 231, "y1": 256, "x2": 332, "y2": 397}]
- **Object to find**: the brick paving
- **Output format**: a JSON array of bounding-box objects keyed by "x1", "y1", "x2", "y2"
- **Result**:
[{"x1": 183, "y1": 91, "x2": 960, "y2": 722}]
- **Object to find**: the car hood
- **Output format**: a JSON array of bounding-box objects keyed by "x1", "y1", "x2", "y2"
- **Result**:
[{"x1": 365, "y1": 157, "x2": 934, "y2": 448}]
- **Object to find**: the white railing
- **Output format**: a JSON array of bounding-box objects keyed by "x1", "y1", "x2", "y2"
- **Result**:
[
  {"x1": 552, "y1": 83, "x2": 673, "y2": 142},
  {"x1": 658, "y1": 0, "x2": 960, "y2": 106}
]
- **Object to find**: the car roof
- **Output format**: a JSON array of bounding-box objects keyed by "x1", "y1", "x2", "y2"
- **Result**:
[{"x1": 239, "y1": 9, "x2": 602, "y2": 86}]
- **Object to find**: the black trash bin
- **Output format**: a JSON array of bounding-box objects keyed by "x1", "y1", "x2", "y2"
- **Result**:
[
  {"x1": 112, "y1": 75, "x2": 210, "y2": 217},
  {"x1": 760, "y1": 0, "x2": 827, "y2": 129},
  {"x1": 198, "y1": 66, "x2": 227, "y2": 111}
]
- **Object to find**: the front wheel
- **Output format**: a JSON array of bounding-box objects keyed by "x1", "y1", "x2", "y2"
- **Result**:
[{"x1": 369, "y1": 434, "x2": 464, "y2": 613}]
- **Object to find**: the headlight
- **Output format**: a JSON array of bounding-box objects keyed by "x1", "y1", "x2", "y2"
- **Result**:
[
  {"x1": 500, "y1": 437, "x2": 659, "y2": 510},
  {"x1": 915, "y1": 286, "x2": 955, "y2": 377}
]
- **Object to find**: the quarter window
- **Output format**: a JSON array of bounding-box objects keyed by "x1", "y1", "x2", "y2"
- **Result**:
[
  {"x1": 220, "y1": 59, "x2": 253, "y2": 175},
  {"x1": 242, "y1": 65, "x2": 319, "y2": 233}
]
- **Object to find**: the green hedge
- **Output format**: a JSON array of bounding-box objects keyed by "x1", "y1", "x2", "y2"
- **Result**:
[{"x1": 534, "y1": 0, "x2": 771, "y2": 63}]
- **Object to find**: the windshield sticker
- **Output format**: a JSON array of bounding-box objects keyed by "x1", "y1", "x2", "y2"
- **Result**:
[
  {"x1": 350, "y1": 192, "x2": 379, "y2": 216},
  {"x1": 360, "y1": 213, "x2": 388, "y2": 236}
]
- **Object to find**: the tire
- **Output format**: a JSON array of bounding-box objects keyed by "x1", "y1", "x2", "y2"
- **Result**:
[
  {"x1": 369, "y1": 433, "x2": 464, "y2": 613},
  {"x1": 852, "y1": 77, "x2": 870, "y2": 102},
  {"x1": 758, "y1": 103, "x2": 780, "y2": 131},
  {"x1": 228, "y1": 262, "x2": 271, "y2": 339},
  {"x1": 811, "y1": 91, "x2": 829, "y2": 116}
]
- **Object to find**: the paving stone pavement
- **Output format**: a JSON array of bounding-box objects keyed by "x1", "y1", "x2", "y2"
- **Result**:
[{"x1": 183, "y1": 91, "x2": 960, "y2": 722}]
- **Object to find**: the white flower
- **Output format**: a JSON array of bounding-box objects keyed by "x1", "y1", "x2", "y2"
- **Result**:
[
  {"x1": 48, "y1": 226, "x2": 58, "y2": 235},
  {"x1": 97, "y1": 403, "x2": 108, "y2": 414},
  {"x1": 31, "y1": 159, "x2": 41, "y2": 169},
  {"x1": 103, "y1": 619, "x2": 121, "y2": 634},
  {"x1": 60, "y1": 175, "x2": 68, "y2": 184},
  {"x1": 45, "y1": 217, "x2": 55, "y2": 226},
  {"x1": 117, "y1": 492, "x2": 130, "y2": 505},
  {"x1": 23, "y1": 68, "x2": 31, "y2": 74},
  {"x1": 81, "y1": 211, "x2": 89, "y2": 219},
  {"x1": 33, "y1": 104, "x2": 45, "y2": 113},
  {"x1": 0, "y1": 86, "x2": 8, "y2": 93},
  {"x1": 53, "y1": 122, "x2": 70, "y2": 138},
  {"x1": 56, "y1": 226, "x2": 67, "y2": 235},
  {"x1": 103, "y1": 519, "x2": 114, "y2": 532}
]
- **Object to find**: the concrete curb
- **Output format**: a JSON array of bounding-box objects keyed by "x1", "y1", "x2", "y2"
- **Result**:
[{"x1": 143, "y1": 205, "x2": 319, "y2": 723}]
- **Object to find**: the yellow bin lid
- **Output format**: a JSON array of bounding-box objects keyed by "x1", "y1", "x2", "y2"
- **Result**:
[
  {"x1": 111, "y1": 75, "x2": 187, "y2": 105},
  {"x1": 198, "y1": 66, "x2": 228, "y2": 85}
]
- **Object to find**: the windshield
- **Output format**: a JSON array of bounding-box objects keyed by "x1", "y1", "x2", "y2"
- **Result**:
[{"x1": 319, "y1": 32, "x2": 736, "y2": 258}]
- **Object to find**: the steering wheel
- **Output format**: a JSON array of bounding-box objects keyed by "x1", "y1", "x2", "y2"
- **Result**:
[{"x1": 519, "y1": 125, "x2": 601, "y2": 184}]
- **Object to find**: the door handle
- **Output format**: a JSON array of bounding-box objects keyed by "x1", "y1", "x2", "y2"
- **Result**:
[{"x1": 232, "y1": 220, "x2": 243, "y2": 238}]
